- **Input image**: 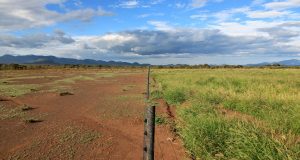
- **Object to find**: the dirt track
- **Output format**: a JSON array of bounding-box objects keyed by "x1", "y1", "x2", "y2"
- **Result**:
[{"x1": 0, "y1": 69, "x2": 186, "y2": 160}]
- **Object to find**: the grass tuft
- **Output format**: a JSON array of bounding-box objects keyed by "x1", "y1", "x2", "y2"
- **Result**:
[{"x1": 155, "y1": 115, "x2": 168, "y2": 125}]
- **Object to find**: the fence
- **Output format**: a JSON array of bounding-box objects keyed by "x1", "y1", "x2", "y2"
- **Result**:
[{"x1": 143, "y1": 66, "x2": 156, "y2": 160}]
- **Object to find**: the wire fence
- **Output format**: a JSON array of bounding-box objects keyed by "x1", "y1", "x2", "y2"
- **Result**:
[
  {"x1": 143, "y1": 66, "x2": 180, "y2": 160},
  {"x1": 143, "y1": 66, "x2": 156, "y2": 160}
]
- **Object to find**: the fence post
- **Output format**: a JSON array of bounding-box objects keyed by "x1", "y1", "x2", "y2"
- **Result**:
[
  {"x1": 146, "y1": 105, "x2": 155, "y2": 160},
  {"x1": 146, "y1": 65, "x2": 150, "y2": 100},
  {"x1": 143, "y1": 66, "x2": 155, "y2": 160}
]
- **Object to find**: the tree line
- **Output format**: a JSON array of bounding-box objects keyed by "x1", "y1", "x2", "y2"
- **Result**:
[{"x1": 0, "y1": 63, "x2": 299, "y2": 70}]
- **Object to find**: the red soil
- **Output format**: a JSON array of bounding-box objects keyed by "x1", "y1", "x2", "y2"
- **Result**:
[{"x1": 0, "y1": 69, "x2": 187, "y2": 160}]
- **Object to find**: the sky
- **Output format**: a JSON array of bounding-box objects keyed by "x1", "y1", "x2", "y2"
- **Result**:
[{"x1": 0, "y1": 0, "x2": 300, "y2": 65}]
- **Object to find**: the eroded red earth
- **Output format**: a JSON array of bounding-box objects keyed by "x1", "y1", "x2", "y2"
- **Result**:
[{"x1": 0, "y1": 69, "x2": 187, "y2": 160}]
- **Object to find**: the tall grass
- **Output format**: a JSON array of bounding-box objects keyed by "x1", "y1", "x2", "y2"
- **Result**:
[{"x1": 153, "y1": 69, "x2": 300, "y2": 159}]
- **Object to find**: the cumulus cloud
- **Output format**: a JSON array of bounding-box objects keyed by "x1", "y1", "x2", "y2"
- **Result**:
[
  {"x1": 0, "y1": 31, "x2": 74, "y2": 48},
  {"x1": 265, "y1": 0, "x2": 300, "y2": 10},
  {"x1": 0, "y1": 0, "x2": 112, "y2": 31},
  {"x1": 194, "y1": 0, "x2": 300, "y2": 24},
  {"x1": 258, "y1": 27, "x2": 299, "y2": 40},
  {"x1": 246, "y1": 10, "x2": 291, "y2": 18},
  {"x1": 86, "y1": 28, "x2": 299, "y2": 56},
  {"x1": 1, "y1": 24, "x2": 299, "y2": 60}
]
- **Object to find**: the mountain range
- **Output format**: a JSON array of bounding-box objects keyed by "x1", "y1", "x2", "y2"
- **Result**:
[
  {"x1": 0, "y1": 55, "x2": 299, "y2": 66},
  {"x1": 0, "y1": 55, "x2": 148, "y2": 66},
  {"x1": 247, "y1": 59, "x2": 300, "y2": 66}
]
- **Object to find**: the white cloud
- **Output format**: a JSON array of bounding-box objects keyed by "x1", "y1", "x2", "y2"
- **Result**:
[
  {"x1": 118, "y1": 0, "x2": 139, "y2": 8},
  {"x1": 193, "y1": 4, "x2": 299, "y2": 23},
  {"x1": 147, "y1": 21, "x2": 175, "y2": 31},
  {"x1": 210, "y1": 7, "x2": 249, "y2": 22},
  {"x1": 190, "y1": 14, "x2": 209, "y2": 20},
  {"x1": 0, "y1": 0, "x2": 112, "y2": 31},
  {"x1": 246, "y1": 10, "x2": 291, "y2": 18},
  {"x1": 0, "y1": 0, "x2": 299, "y2": 64},
  {"x1": 212, "y1": 20, "x2": 285, "y2": 36},
  {"x1": 252, "y1": 0, "x2": 267, "y2": 5},
  {"x1": 113, "y1": 0, "x2": 165, "y2": 9},
  {"x1": 1, "y1": 24, "x2": 299, "y2": 62},
  {"x1": 265, "y1": 0, "x2": 300, "y2": 10}
]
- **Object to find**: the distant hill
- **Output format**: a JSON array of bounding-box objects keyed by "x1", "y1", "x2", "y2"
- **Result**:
[
  {"x1": 0, "y1": 55, "x2": 148, "y2": 66},
  {"x1": 247, "y1": 59, "x2": 300, "y2": 66}
]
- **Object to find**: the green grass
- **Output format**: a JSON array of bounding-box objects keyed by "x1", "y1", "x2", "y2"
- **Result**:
[
  {"x1": 164, "y1": 87, "x2": 188, "y2": 105},
  {"x1": 0, "y1": 76, "x2": 58, "y2": 83},
  {"x1": 153, "y1": 69, "x2": 300, "y2": 159},
  {"x1": 94, "y1": 72, "x2": 116, "y2": 78},
  {"x1": 0, "y1": 84, "x2": 40, "y2": 97},
  {"x1": 54, "y1": 75, "x2": 96, "y2": 84},
  {"x1": 155, "y1": 115, "x2": 168, "y2": 125}
]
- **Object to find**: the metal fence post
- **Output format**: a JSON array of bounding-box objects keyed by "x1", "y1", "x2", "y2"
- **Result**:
[
  {"x1": 146, "y1": 65, "x2": 150, "y2": 100},
  {"x1": 146, "y1": 105, "x2": 155, "y2": 160},
  {"x1": 143, "y1": 66, "x2": 155, "y2": 160},
  {"x1": 143, "y1": 105, "x2": 156, "y2": 160}
]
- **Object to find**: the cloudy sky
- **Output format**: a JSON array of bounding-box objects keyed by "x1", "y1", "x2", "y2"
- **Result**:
[{"x1": 0, "y1": 0, "x2": 300, "y2": 64}]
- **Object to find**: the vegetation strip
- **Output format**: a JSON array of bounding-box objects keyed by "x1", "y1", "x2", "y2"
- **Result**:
[{"x1": 153, "y1": 69, "x2": 300, "y2": 159}]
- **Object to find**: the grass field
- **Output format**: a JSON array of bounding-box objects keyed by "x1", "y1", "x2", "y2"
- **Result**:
[{"x1": 153, "y1": 69, "x2": 300, "y2": 159}]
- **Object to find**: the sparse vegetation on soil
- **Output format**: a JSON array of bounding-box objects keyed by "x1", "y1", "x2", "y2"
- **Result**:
[
  {"x1": 0, "y1": 69, "x2": 186, "y2": 160},
  {"x1": 0, "y1": 84, "x2": 40, "y2": 97}
]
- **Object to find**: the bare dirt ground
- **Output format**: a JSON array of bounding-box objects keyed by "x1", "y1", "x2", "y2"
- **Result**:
[{"x1": 0, "y1": 69, "x2": 187, "y2": 160}]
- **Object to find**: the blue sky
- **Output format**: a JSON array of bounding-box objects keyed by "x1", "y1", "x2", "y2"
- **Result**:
[{"x1": 0, "y1": 0, "x2": 300, "y2": 64}]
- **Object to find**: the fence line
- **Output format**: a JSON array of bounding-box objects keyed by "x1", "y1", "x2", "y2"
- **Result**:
[{"x1": 143, "y1": 66, "x2": 156, "y2": 160}]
